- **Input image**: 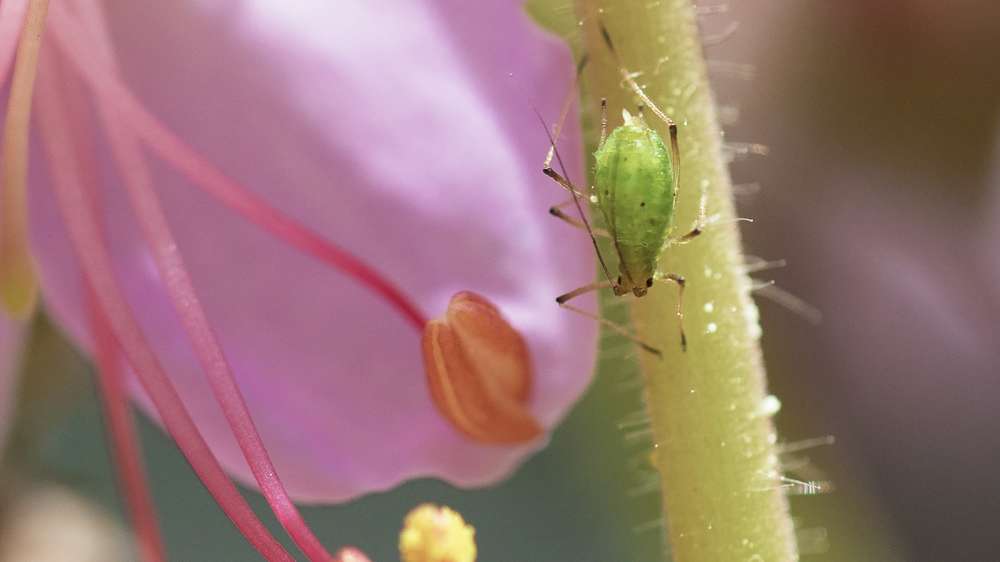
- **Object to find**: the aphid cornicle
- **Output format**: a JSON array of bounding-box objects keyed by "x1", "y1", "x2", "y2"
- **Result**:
[{"x1": 540, "y1": 25, "x2": 707, "y2": 355}]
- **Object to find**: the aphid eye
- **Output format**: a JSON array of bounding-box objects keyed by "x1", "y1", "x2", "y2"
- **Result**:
[
  {"x1": 646, "y1": 278, "x2": 654, "y2": 288},
  {"x1": 640, "y1": 201, "x2": 646, "y2": 207}
]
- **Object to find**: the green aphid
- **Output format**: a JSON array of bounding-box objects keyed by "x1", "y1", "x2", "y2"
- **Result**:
[
  {"x1": 541, "y1": 33, "x2": 706, "y2": 355},
  {"x1": 593, "y1": 107, "x2": 678, "y2": 296}
]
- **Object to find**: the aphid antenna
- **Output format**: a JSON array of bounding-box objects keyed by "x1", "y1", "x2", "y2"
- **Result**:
[
  {"x1": 533, "y1": 54, "x2": 619, "y2": 290},
  {"x1": 545, "y1": 53, "x2": 590, "y2": 165}
]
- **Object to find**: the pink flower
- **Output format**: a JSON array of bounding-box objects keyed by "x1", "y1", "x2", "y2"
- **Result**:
[
  {"x1": 54, "y1": 0, "x2": 597, "y2": 499},
  {"x1": 1, "y1": 0, "x2": 597, "y2": 558}
]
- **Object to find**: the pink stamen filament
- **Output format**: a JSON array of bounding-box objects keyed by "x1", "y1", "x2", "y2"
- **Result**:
[
  {"x1": 54, "y1": 37, "x2": 167, "y2": 562},
  {"x1": 88, "y1": 289, "x2": 168, "y2": 562},
  {"x1": 46, "y1": 6, "x2": 428, "y2": 331},
  {"x1": 34, "y1": 50, "x2": 295, "y2": 562},
  {"x1": 63, "y1": 1, "x2": 344, "y2": 559}
]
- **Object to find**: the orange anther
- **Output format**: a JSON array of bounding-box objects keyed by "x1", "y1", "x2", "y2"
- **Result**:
[{"x1": 421, "y1": 291, "x2": 541, "y2": 444}]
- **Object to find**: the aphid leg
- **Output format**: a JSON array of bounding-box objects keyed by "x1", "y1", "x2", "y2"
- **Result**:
[
  {"x1": 556, "y1": 281, "x2": 662, "y2": 357},
  {"x1": 536, "y1": 110, "x2": 616, "y2": 287},
  {"x1": 654, "y1": 272, "x2": 688, "y2": 351},
  {"x1": 544, "y1": 55, "x2": 589, "y2": 172},
  {"x1": 555, "y1": 280, "x2": 613, "y2": 305},
  {"x1": 598, "y1": 20, "x2": 679, "y2": 146},
  {"x1": 549, "y1": 198, "x2": 610, "y2": 237},
  {"x1": 663, "y1": 166, "x2": 710, "y2": 248}
]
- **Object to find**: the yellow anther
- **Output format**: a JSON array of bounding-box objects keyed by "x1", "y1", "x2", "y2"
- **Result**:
[{"x1": 399, "y1": 503, "x2": 476, "y2": 562}]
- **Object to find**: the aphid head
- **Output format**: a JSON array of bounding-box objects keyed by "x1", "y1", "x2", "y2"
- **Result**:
[{"x1": 631, "y1": 277, "x2": 653, "y2": 297}]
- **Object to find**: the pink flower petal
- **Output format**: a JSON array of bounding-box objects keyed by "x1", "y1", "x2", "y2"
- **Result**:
[{"x1": 29, "y1": 1, "x2": 597, "y2": 502}]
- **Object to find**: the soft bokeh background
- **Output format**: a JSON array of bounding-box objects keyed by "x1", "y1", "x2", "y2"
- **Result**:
[{"x1": 3, "y1": 1, "x2": 999, "y2": 560}]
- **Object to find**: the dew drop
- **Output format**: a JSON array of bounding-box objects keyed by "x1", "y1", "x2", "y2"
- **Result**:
[
  {"x1": 705, "y1": 322, "x2": 718, "y2": 334},
  {"x1": 703, "y1": 301, "x2": 715, "y2": 313},
  {"x1": 743, "y1": 301, "x2": 763, "y2": 339},
  {"x1": 757, "y1": 395, "x2": 781, "y2": 417}
]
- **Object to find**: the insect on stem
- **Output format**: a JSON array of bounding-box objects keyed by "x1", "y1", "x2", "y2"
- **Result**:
[{"x1": 539, "y1": 19, "x2": 716, "y2": 354}]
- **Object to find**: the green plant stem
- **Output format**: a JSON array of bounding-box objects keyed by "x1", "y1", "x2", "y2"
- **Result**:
[{"x1": 576, "y1": 1, "x2": 798, "y2": 561}]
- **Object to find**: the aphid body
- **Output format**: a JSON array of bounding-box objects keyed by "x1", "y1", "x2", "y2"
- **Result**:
[
  {"x1": 593, "y1": 109, "x2": 676, "y2": 297},
  {"x1": 540, "y1": 34, "x2": 704, "y2": 353}
]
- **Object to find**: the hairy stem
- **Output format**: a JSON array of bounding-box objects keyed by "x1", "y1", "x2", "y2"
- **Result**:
[{"x1": 576, "y1": 1, "x2": 798, "y2": 561}]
